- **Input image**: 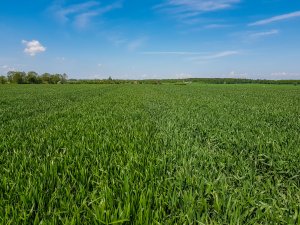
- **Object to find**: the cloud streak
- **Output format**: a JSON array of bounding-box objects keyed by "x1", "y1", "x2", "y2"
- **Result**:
[
  {"x1": 142, "y1": 50, "x2": 239, "y2": 62},
  {"x1": 53, "y1": 1, "x2": 99, "y2": 23},
  {"x1": 203, "y1": 23, "x2": 232, "y2": 29},
  {"x1": 202, "y1": 50, "x2": 239, "y2": 59},
  {"x1": 155, "y1": 0, "x2": 240, "y2": 23},
  {"x1": 74, "y1": 2, "x2": 122, "y2": 28},
  {"x1": 250, "y1": 29, "x2": 279, "y2": 38},
  {"x1": 142, "y1": 51, "x2": 207, "y2": 55},
  {"x1": 128, "y1": 37, "x2": 148, "y2": 51},
  {"x1": 157, "y1": 0, "x2": 240, "y2": 13},
  {"x1": 50, "y1": 1, "x2": 122, "y2": 28},
  {"x1": 188, "y1": 50, "x2": 239, "y2": 62},
  {"x1": 249, "y1": 11, "x2": 300, "y2": 26}
]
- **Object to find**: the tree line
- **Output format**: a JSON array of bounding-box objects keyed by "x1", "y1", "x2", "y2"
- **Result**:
[
  {"x1": 164, "y1": 78, "x2": 300, "y2": 85},
  {"x1": 68, "y1": 78, "x2": 299, "y2": 85},
  {"x1": 1, "y1": 72, "x2": 299, "y2": 85},
  {"x1": 0, "y1": 71, "x2": 68, "y2": 84}
]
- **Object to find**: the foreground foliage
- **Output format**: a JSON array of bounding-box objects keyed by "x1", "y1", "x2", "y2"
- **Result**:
[{"x1": 0, "y1": 84, "x2": 300, "y2": 224}]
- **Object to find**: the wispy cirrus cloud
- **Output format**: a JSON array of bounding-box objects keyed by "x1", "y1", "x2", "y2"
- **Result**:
[
  {"x1": 104, "y1": 31, "x2": 148, "y2": 51},
  {"x1": 74, "y1": 2, "x2": 122, "y2": 28},
  {"x1": 202, "y1": 50, "x2": 239, "y2": 59},
  {"x1": 188, "y1": 50, "x2": 240, "y2": 63},
  {"x1": 51, "y1": 1, "x2": 99, "y2": 23},
  {"x1": 142, "y1": 51, "x2": 206, "y2": 55},
  {"x1": 249, "y1": 11, "x2": 300, "y2": 26},
  {"x1": 203, "y1": 23, "x2": 233, "y2": 29},
  {"x1": 156, "y1": 0, "x2": 240, "y2": 14},
  {"x1": 127, "y1": 37, "x2": 148, "y2": 51},
  {"x1": 142, "y1": 50, "x2": 239, "y2": 62},
  {"x1": 106, "y1": 33, "x2": 128, "y2": 47},
  {"x1": 250, "y1": 29, "x2": 279, "y2": 38},
  {"x1": 233, "y1": 29, "x2": 279, "y2": 43},
  {"x1": 50, "y1": 1, "x2": 122, "y2": 28},
  {"x1": 155, "y1": 0, "x2": 240, "y2": 24}
]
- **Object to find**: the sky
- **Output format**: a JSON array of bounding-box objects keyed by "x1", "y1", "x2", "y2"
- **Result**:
[{"x1": 0, "y1": 0, "x2": 300, "y2": 79}]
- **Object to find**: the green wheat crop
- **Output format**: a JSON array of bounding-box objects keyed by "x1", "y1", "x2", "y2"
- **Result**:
[{"x1": 0, "y1": 84, "x2": 300, "y2": 224}]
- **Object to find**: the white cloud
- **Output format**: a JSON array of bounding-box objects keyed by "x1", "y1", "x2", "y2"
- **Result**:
[
  {"x1": 250, "y1": 29, "x2": 279, "y2": 38},
  {"x1": 249, "y1": 11, "x2": 300, "y2": 26},
  {"x1": 22, "y1": 40, "x2": 46, "y2": 56}
]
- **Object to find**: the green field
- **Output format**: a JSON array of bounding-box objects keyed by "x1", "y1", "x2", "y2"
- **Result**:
[{"x1": 1, "y1": 84, "x2": 300, "y2": 224}]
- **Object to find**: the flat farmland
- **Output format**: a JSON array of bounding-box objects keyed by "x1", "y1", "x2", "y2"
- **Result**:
[{"x1": 0, "y1": 84, "x2": 300, "y2": 224}]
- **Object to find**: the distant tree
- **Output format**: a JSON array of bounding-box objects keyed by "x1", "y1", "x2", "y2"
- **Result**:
[
  {"x1": 108, "y1": 76, "x2": 112, "y2": 81},
  {"x1": 41, "y1": 73, "x2": 51, "y2": 84},
  {"x1": 61, "y1": 73, "x2": 68, "y2": 84},
  {"x1": 26, "y1": 71, "x2": 39, "y2": 84},
  {"x1": 50, "y1": 74, "x2": 62, "y2": 84},
  {"x1": 7, "y1": 71, "x2": 13, "y2": 83},
  {"x1": 0, "y1": 75, "x2": 7, "y2": 84},
  {"x1": 3, "y1": 71, "x2": 69, "y2": 84},
  {"x1": 7, "y1": 71, "x2": 26, "y2": 84}
]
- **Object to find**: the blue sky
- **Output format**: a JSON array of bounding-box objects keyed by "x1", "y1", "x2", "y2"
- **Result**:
[{"x1": 0, "y1": 0, "x2": 300, "y2": 79}]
